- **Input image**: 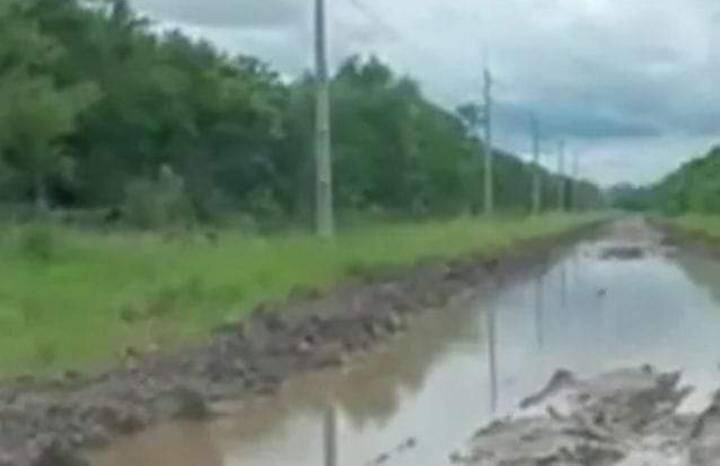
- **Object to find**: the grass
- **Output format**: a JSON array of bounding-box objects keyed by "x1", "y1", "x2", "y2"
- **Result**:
[
  {"x1": 659, "y1": 214, "x2": 720, "y2": 239},
  {"x1": 0, "y1": 213, "x2": 603, "y2": 376}
]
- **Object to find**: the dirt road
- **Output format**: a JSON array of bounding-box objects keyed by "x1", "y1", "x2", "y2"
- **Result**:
[
  {"x1": 0, "y1": 222, "x2": 594, "y2": 466},
  {"x1": 453, "y1": 218, "x2": 720, "y2": 466}
]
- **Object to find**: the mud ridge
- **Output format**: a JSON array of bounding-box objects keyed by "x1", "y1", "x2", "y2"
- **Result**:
[
  {"x1": 0, "y1": 222, "x2": 602, "y2": 466},
  {"x1": 452, "y1": 366, "x2": 720, "y2": 466},
  {"x1": 649, "y1": 217, "x2": 720, "y2": 260}
]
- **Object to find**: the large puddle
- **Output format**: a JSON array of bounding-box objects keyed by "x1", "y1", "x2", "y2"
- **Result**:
[{"x1": 91, "y1": 221, "x2": 720, "y2": 466}]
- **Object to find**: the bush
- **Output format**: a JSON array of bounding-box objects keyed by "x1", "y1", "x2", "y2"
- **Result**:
[
  {"x1": 243, "y1": 188, "x2": 285, "y2": 231},
  {"x1": 123, "y1": 165, "x2": 196, "y2": 229},
  {"x1": 19, "y1": 225, "x2": 57, "y2": 261}
]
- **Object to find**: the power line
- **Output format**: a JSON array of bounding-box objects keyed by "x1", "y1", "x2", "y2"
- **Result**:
[
  {"x1": 345, "y1": 0, "x2": 433, "y2": 57},
  {"x1": 346, "y1": 0, "x2": 402, "y2": 41}
]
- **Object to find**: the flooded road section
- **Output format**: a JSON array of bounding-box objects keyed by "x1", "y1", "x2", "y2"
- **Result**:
[{"x1": 91, "y1": 219, "x2": 720, "y2": 466}]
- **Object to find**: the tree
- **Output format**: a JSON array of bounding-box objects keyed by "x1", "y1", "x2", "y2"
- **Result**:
[
  {"x1": 0, "y1": 0, "x2": 98, "y2": 210},
  {"x1": 0, "y1": 1, "x2": 603, "y2": 223}
]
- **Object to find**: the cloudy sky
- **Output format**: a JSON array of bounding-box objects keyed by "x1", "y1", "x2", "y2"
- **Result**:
[{"x1": 130, "y1": 0, "x2": 720, "y2": 186}]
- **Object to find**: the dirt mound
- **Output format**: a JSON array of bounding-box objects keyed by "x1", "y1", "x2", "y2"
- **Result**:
[
  {"x1": 452, "y1": 366, "x2": 720, "y2": 466},
  {"x1": 600, "y1": 246, "x2": 645, "y2": 260}
]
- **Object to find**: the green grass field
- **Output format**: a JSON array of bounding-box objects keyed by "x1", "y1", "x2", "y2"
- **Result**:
[{"x1": 0, "y1": 214, "x2": 602, "y2": 376}]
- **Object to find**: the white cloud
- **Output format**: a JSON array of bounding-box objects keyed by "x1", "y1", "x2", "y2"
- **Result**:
[{"x1": 135, "y1": 0, "x2": 306, "y2": 28}]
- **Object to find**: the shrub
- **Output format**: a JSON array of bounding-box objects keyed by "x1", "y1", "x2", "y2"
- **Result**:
[
  {"x1": 244, "y1": 187, "x2": 285, "y2": 231},
  {"x1": 19, "y1": 224, "x2": 56, "y2": 261},
  {"x1": 123, "y1": 165, "x2": 196, "y2": 229}
]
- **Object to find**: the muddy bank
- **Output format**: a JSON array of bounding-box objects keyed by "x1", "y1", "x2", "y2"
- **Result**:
[
  {"x1": 452, "y1": 365, "x2": 720, "y2": 465},
  {"x1": 0, "y1": 222, "x2": 603, "y2": 466},
  {"x1": 650, "y1": 218, "x2": 720, "y2": 260}
]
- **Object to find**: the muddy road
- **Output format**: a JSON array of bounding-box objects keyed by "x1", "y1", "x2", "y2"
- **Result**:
[{"x1": 78, "y1": 218, "x2": 720, "y2": 466}]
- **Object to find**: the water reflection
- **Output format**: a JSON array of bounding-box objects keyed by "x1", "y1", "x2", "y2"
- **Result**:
[
  {"x1": 534, "y1": 275, "x2": 544, "y2": 350},
  {"x1": 673, "y1": 253, "x2": 720, "y2": 306},
  {"x1": 560, "y1": 263, "x2": 568, "y2": 311},
  {"x1": 487, "y1": 300, "x2": 498, "y2": 414},
  {"x1": 571, "y1": 248, "x2": 581, "y2": 287},
  {"x1": 324, "y1": 406, "x2": 337, "y2": 466},
  {"x1": 91, "y1": 420, "x2": 223, "y2": 466}
]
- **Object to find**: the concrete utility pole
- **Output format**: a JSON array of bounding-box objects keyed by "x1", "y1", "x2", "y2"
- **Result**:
[
  {"x1": 572, "y1": 151, "x2": 580, "y2": 211},
  {"x1": 557, "y1": 140, "x2": 566, "y2": 211},
  {"x1": 531, "y1": 115, "x2": 541, "y2": 215},
  {"x1": 483, "y1": 68, "x2": 494, "y2": 216},
  {"x1": 315, "y1": 0, "x2": 334, "y2": 237}
]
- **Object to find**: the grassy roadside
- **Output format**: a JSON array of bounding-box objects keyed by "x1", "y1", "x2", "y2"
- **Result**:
[
  {"x1": 655, "y1": 214, "x2": 720, "y2": 239},
  {"x1": 0, "y1": 213, "x2": 604, "y2": 376}
]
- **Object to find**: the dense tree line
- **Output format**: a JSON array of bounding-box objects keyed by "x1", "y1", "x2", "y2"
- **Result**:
[
  {"x1": 0, "y1": 0, "x2": 603, "y2": 228},
  {"x1": 611, "y1": 146, "x2": 720, "y2": 215}
]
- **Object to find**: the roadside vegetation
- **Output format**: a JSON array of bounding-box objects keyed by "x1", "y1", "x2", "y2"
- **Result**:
[
  {"x1": 0, "y1": 0, "x2": 608, "y2": 377},
  {"x1": 654, "y1": 214, "x2": 720, "y2": 239},
  {"x1": 0, "y1": 214, "x2": 601, "y2": 376},
  {"x1": 609, "y1": 146, "x2": 720, "y2": 235},
  {"x1": 610, "y1": 145, "x2": 720, "y2": 215}
]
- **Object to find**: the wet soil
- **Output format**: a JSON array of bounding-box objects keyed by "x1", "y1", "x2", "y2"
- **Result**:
[
  {"x1": 452, "y1": 366, "x2": 720, "y2": 466},
  {"x1": 0, "y1": 222, "x2": 600, "y2": 466},
  {"x1": 651, "y1": 218, "x2": 720, "y2": 261}
]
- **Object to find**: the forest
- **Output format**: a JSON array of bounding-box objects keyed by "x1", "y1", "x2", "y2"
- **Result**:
[
  {"x1": 611, "y1": 145, "x2": 720, "y2": 215},
  {"x1": 0, "y1": 0, "x2": 603, "y2": 230}
]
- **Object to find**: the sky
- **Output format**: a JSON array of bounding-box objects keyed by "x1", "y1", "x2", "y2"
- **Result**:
[{"x1": 130, "y1": 0, "x2": 720, "y2": 186}]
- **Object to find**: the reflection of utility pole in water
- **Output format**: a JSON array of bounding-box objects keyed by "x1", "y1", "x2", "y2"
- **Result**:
[
  {"x1": 324, "y1": 405, "x2": 337, "y2": 466},
  {"x1": 534, "y1": 274, "x2": 545, "y2": 349},
  {"x1": 560, "y1": 264, "x2": 568, "y2": 312},
  {"x1": 572, "y1": 248, "x2": 581, "y2": 288},
  {"x1": 487, "y1": 301, "x2": 498, "y2": 413}
]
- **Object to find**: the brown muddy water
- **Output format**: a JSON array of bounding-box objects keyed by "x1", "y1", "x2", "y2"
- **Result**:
[{"x1": 90, "y1": 221, "x2": 720, "y2": 466}]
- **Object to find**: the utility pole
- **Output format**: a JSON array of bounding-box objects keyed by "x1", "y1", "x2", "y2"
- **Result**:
[
  {"x1": 572, "y1": 151, "x2": 580, "y2": 211},
  {"x1": 483, "y1": 68, "x2": 494, "y2": 216},
  {"x1": 315, "y1": 0, "x2": 334, "y2": 237},
  {"x1": 531, "y1": 115, "x2": 541, "y2": 215},
  {"x1": 557, "y1": 140, "x2": 566, "y2": 211}
]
